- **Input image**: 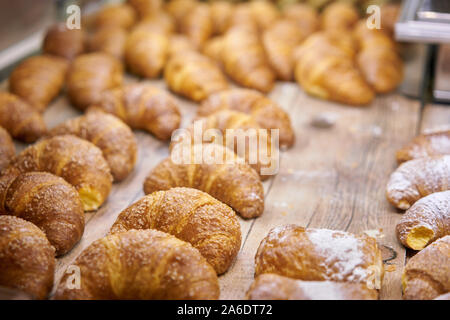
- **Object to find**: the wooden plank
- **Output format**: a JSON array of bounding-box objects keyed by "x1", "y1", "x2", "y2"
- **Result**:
[{"x1": 421, "y1": 103, "x2": 450, "y2": 132}]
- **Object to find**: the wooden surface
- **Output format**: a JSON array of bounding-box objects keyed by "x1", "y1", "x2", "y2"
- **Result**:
[{"x1": 3, "y1": 78, "x2": 449, "y2": 300}]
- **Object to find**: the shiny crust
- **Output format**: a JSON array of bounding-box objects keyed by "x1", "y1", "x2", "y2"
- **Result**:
[
  {"x1": 144, "y1": 144, "x2": 265, "y2": 219},
  {"x1": 180, "y1": 4, "x2": 212, "y2": 48},
  {"x1": 95, "y1": 83, "x2": 181, "y2": 140},
  {"x1": 221, "y1": 26, "x2": 275, "y2": 93},
  {"x1": 0, "y1": 216, "x2": 55, "y2": 299},
  {"x1": 43, "y1": 23, "x2": 85, "y2": 60},
  {"x1": 1, "y1": 172, "x2": 84, "y2": 255},
  {"x1": 0, "y1": 126, "x2": 15, "y2": 172},
  {"x1": 386, "y1": 156, "x2": 450, "y2": 210},
  {"x1": 94, "y1": 3, "x2": 137, "y2": 29},
  {"x1": 54, "y1": 229, "x2": 220, "y2": 300},
  {"x1": 402, "y1": 236, "x2": 450, "y2": 300},
  {"x1": 47, "y1": 108, "x2": 137, "y2": 181},
  {"x1": 247, "y1": 274, "x2": 378, "y2": 300},
  {"x1": 164, "y1": 51, "x2": 228, "y2": 102},
  {"x1": 255, "y1": 225, "x2": 384, "y2": 284},
  {"x1": 396, "y1": 191, "x2": 450, "y2": 250},
  {"x1": 282, "y1": 3, "x2": 319, "y2": 37},
  {"x1": 396, "y1": 130, "x2": 450, "y2": 164},
  {"x1": 127, "y1": 0, "x2": 162, "y2": 18},
  {"x1": 9, "y1": 55, "x2": 68, "y2": 112},
  {"x1": 67, "y1": 53, "x2": 123, "y2": 110},
  {"x1": 88, "y1": 26, "x2": 128, "y2": 60},
  {"x1": 295, "y1": 32, "x2": 374, "y2": 106},
  {"x1": 0, "y1": 92, "x2": 47, "y2": 142},
  {"x1": 1, "y1": 135, "x2": 112, "y2": 211},
  {"x1": 198, "y1": 88, "x2": 294, "y2": 148},
  {"x1": 110, "y1": 187, "x2": 241, "y2": 274},
  {"x1": 321, "y1": 2, "x2": 359, "y2": 31}
]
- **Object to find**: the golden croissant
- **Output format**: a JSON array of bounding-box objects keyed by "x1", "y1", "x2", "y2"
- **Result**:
[
  {"x1": 54, "y1": 229, "x2": 220, "y2": 299},
  {"x1": 255, "y1": 225, "x2": 384, "y2": 284},
  {"x1": 134, "y1": 12, "x2": 176, "y2": 34},
  {"x1": 386, "y1": 155, "x2": 450, "y2": 210},
  {"x1": 88, "y1": 26, "x2": 128, "y2": 60},
  {"x1": 282, "y1": 3, "x2": 319, "y2": 37},
  {"x1": 94, "y1": 83, "x2": 181, "y2": 140},
  {"x1": 0, "y1": 126, "x2": 14, "y2": 172},
  {"x1": 127, "y1": 0, "x2": 162, "y2": 18},
  {"x1": 0, "y1": 172, "x2": 84, "y2": 255},
  {"x1": 165, "y1": 0, "x2": 198, "y2": 28},
  {"x1": 396, "y1": 130, "x2": 450, "y2": 164},
  {"x1": 180, "y1": 3, "x2": 212, "y2": 48},
  {"x1": 67, "y1": 52, "x2": 123, "y2": 110},
  {"x1": 0, "y1": 215, "x2": 55, "y2": 299},
  {"x1": 198, "y1": 88, "x2": 295, "y2": 148},
  {"x1": 0, "y1": 92, "x2": 47, "y2": 142},
  {"x1": 168, "y1": 34, "x2": 196, "y2": 57},
  {"x1": 9, "y1": 55, "x2": 68, "y2": 112},
  {"x1": 0, "y1": 135, "x2": 112, "y2": 211},
  {"x1": 321, "y1": 2, "x2": 359, "y2": 31},
  {"x1": 110, "y1": 187, "x2": 241, "y2": 274},
  {"x1": 94, "y1": 3, "x2": 137, "y2": 29},
  {"x1": 247, "y1": 274, "x2": 378, "y2": 300},
  {"x1": 402, "y1": 235, "x2": 450, "y2": 300},
  {"x1": 396, "y1": 191, "x2": 450, "y2": 250},
  {"x1": 210, "y1": 0, "x2": 233, "y2": 35},
  {"x1": 164, "y1": 51, "x2": 229, "y2": 102},
  {"x1": 47, "y1": 108, "x2": 137, "y2": 181},
  {"x1": 248, "y1": 0, "x2": 280, "y2": 31},
  {"x1": 144, "y1": 144, "x2": 265, "y2": 219},
  {"x1": 202, "y1": 36, "x2": 225, "y2": 69},
  {"x1": 43, "y1": 23, "x2": 85, "y2": 60}
]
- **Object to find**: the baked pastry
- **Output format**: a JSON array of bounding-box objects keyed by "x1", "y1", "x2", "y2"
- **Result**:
[
  {"x1": 0, "y1": 215, "x2": 55, "y2": 299},
  {"x1": 321, "y1": 2, "x2": 359, "y2": 31},
  {"x1": 396, "y1": 191, "x2": 450, "y2": 250},
  {"x1": 248, "y1": 0, "x2": 280, "y2": 31},
  {"x1": 168, "y1": 34, "x2": 196, "y2": 57},
  {"x1": 94, "y1": 83, "x2": 181, "y2": 140},
  {"x1": 247, "y1": 274, "x2": 378, "y2": 300},
  {"x1": 67, "y1": 53, "x2": 123, "y2": 110},
  {"x1": 255, "y1": 225, "x2": 384, "y2": 284},
  {"x1": 43, "y1": 23, "x2": 85, "y2": 60},
  {"x1": 47, "y1": 108, "x2": 137, "y2": 181},
  {"x1": 0, "y1": 172, "x2": 84, "y2": 255},
  {"x1": 228, "y1": 3, "x2": 258, "y2": 31},
  {"x1": 180, "y1": 3, "x2": 212, "y2": 48},
  {"x1": 88, "y1": 26, "x2": 128, "y2": 60},
  {"x1": 9, "y1": 55, "x2": 68, "y2": 112},
  {"x1": 0, "y1": 126, "x2": 14, "y2": 172},
  {"x1": 164, "y1": 51, "x2": 228, "y2": 102},
  {"x1": 295, "y1": 32, "x2": 374, "y2": 106},
  {"x1": 94, "y1": 3, "x2": 137, "y2": 29},
  {"x1": 125, "y1": 27, "x2": 169, "y2": 78},
  {"x1": 135, "y1": 12, "x2": 176, "y2": 34},
  {"x1": 202, "y1": 36, "x2": 225, "y2": 69},
  {"x1": 396, "y1": 130, "x2": 450, "y2": 164},
  {"x1": 54, "y1": 229, "x2": 219, "y2": 299},
  {"x1": 198, "y1": 88, "x2": 295, "y2": 148},
  {"x1": 354, "y1": 22, "x2": 403, "y2": 93},
  {"x1": 210, "y1": 0, "x2": 233, "y2": 35},
  {"x1": 402, "y1": 235, "x2": 450, "y2": 300},
  {"x1": 165, "y1": 0, "x2": 198, "y2": 27},
  {"x1": 143, "y1": 144, "x2": 264, "y2": 219},
  {"x1": 221, "y1": 26, "x2": 275, "y2": 93},
  {"x1": 127, "y1": 0, "x2": 162, "y2": 18},
  {"x1": 381, "y1": 3, "x2": 401, "y2": 36},
  {"x1": 110, "y1": 187, "x2": 241, "y2": 274},
  {"x1": 386, "y1": 155, "x2": 450, "y2": 210},
  {"x1": 0, "y1": 135, "x2": 112, "y2": 211},
  {"x1": 282, "y1": 3, "x2": 319, "y2": 37}
]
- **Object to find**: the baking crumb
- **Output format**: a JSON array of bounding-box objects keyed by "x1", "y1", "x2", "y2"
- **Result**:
[{"x1": 363, "y1": 229, "x2": 385, "y2": 239}]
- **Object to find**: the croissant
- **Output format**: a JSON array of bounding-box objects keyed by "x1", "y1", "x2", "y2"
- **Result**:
[
  {"x1": 88, "y1": 26, "x2": 128, "y2": 60},
  {"x1": 144, "y1": 144, "x2": 264, "y2": 219},
  {"x1": 198, "y1": 88, "x2": 295, "y2": 149},
  {"x1": 54, "y1": 229, "x2": 220, "y2": 299},
  {"x1": 0, "y1": 172, "x2": 84, "y2": 255},
  {"x1": 202, "y1": 36, "x2": 225, "y2": 69},
  {"x1": 294, "y1": 32, "x2": 374, "y2": 106},
  {"x1": 94, "y1": 83, "x2": 181, "y2": 140},
  {"x1": 0, "y1": 215, "x2": 55, "y2": 299},
  {"x1": 9, "y1": 55, "x2": 69, "y2": 112},
  {"x1": 47, "y1": 108, "x2": 137, "y2": 181},
  {"x1": 94, "y1": 3, "x2": 137, "y2": 29},
  {"x1": 135, "y1": 12, "x2": 176, "y2": 34},
  {"x1": 262, "y1": 20, "x2": 308, "y2": 81},
  {"x1": 381, "y1": 3, "x2": 401, "y2": 36},
  {"x1": 180, "y1": 3, "x2": 212, "y2": 48},
  {"x1": 125, "y1": 28, "x2": 169, "y2": 79},
  {"x1": 67, "y1": 53, "x2": 123, "y2": 110},
  {"x1": 210, "y1": 0, "x2": 233, "y2": 35},
  {"x1": 168, "y1": 34, "x2": 196, "y2": 57},
  {"x1": 255, "y1": 225, "x2": 384, "y2": 284},
  {"x1": 354, "y1": 22, "x2": 403, "y2": 93},
  {"x1": 282, "y1": 3, "x2": 319, "y2": 37},
  {"x1": 396, "y1": 191, "x2": 450, "y2": 250},
  {"x1": 165, "y1": 0, "x2": 198, "y2": 27},
  {"x1": 0, "y1": 127, "x2": 14, "y2": 172},
  {"x1": 0, "y1": 92, "x2": 47, "y2": 142},
  {"x1": 221, "y1": 26, "x2": 275, "y2": 93},
  {"x1": 1, "y1": 135, "x2": 112, "y2": 211},
  {"x1": 396, "y1": 130, "x2": 450, "y2": 164},
  {"x1": 110, "y1": 187, "x2": 241, "y2": 274},
  {"x1": 321, "y1": 2, "x2": 359, "y2": 31},
  {"x1": 127, "y1": 0, "x2": 162, "y2": 18},
  {"x1": 402, "y1": 235, "x2": 450, "y2": 300},
  {"x1": 164, "y1": 51, "x2": 229, "y2": 102},
  {"x1": 386, "y1": 156, "x2": 450, "y2": 210},
  {"x1": 228, "y1": 4, "x2": 258, "y2": 31},
  {"x1": 42, "y1": 23, "x2": 85, "y2": 60},
  {"x1": 248, "y1": 0, "x2": 280, "y2": 31},
  {"x1": 247, "y1": 274, "x2": 378, "y2": 300}
]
